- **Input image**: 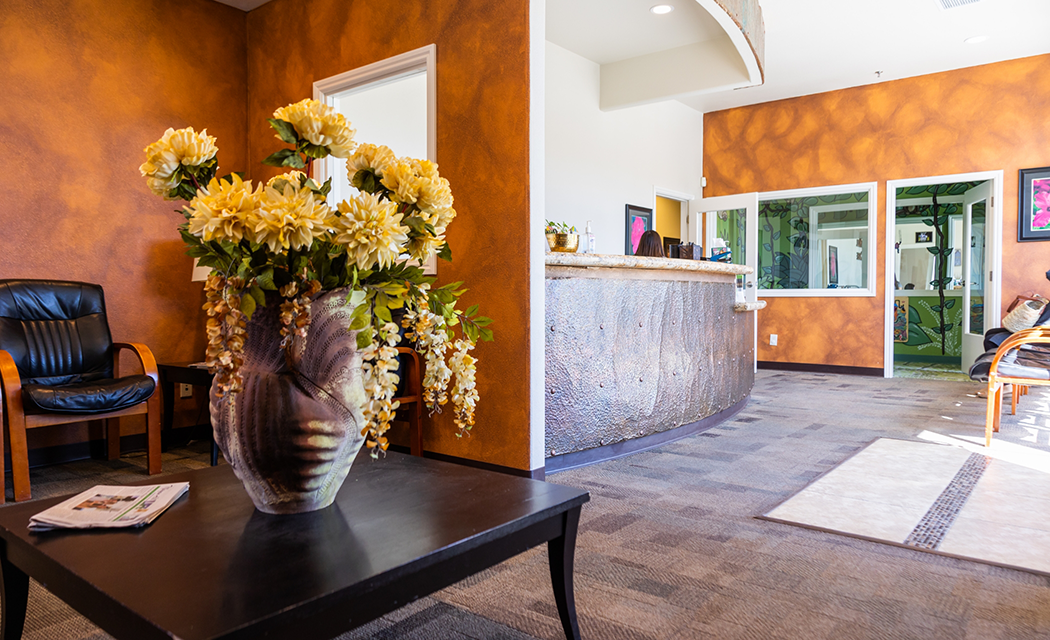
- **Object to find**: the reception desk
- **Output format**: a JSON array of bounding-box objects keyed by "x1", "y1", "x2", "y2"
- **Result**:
[{"x1": 545, "y1": 253, "x2": 763, "y2": 472}]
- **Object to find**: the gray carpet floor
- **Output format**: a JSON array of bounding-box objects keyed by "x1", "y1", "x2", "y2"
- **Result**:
[{"x1": 9, "y1": 371, "x2": 1050, "y2": 639}]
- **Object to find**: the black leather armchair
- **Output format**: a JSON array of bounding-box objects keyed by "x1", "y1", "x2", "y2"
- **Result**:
[{"x1": 0, "y1": 280, "x2": 161, "y2": 502}]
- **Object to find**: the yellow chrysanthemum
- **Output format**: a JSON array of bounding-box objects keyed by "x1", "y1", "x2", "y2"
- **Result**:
[
  {"x1": 273, "y1": 99, "x2": 357, "y2": 159},
  {"x1": 251, "y1": 183, "x2": 333, "y2": 252},
  {"x1": 347, "y1": 143, "x2": 396, "y2": 176},
  {"x1": 265, "y1": 170, "x2": 307, "y2": 192},
  {"x1": 417, "y1": 176, "x2": 453, "y2": 216},
  {"x1": 332, "y1": 192, "x2": 409, "y2": 270},
  {"x1": 186, "y1": 174, "x2": 259, "y2": 244},
  {"x1": 139, "y1": 127, "x2": 218, "y2": 198},
  {"x1": 379, "y1": 160, "x2": 426, "y2": 205},
  {"x1": 406, "y1": 229, "x2": 446, "y2": 265}
]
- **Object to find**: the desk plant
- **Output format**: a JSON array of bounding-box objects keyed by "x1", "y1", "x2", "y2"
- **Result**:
[{"x1": 141, "y1": 99, "x2": 492, "y2": 513}]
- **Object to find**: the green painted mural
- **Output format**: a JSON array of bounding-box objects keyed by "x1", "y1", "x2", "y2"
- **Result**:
[
  {"x1": 757, "y1": 192, "x2": 868, "y2": 290},
  {"x1": 894, "y1": 295, "x2": 963, "y2": 361}
]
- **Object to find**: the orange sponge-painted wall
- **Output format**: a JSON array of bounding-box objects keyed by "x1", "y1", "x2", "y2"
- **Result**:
[{"x1": 705, "y1": 54, "x2": 1050, "y2": 369}]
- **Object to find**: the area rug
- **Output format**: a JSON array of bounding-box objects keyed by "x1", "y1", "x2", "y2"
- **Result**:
[{"x1": 761, "y1": 437, "x2": 1050, "y2": 576}]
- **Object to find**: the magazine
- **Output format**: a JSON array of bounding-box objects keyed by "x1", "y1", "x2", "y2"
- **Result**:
[{"x1": 29, "y1": 482, "x2": 189, "y2": 532}]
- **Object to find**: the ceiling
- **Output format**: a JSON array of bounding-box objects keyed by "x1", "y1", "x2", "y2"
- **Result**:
[
  {"x1": 549, "y1": 0, "x2": 1050, "y2": 113},
  {"x1": 546, "y1": 0, "x2": 726, "y2": 65},
  {"x1": 217, "y1": 0, "x2": 1050, "y2": 114}
]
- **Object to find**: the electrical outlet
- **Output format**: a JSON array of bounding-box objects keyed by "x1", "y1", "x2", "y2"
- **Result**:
[
  {"x1": 179, "y1": 384, "x2": 193, "y2": 399},
  {"x1": 770, "y1": 334, "x2": 778, "y2": 346}
]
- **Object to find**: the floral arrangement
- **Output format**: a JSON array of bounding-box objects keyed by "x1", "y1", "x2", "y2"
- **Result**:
[
  {"x1": 545, "y1": 221, "x2": 576, "y2": 234},
  {"x1": 141, "y1": 99, "x2": 493, "y2": 457}
]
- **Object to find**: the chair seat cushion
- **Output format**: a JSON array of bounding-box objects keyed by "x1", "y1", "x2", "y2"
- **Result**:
[
  {"x1": 22, "y1": 375, "x2": 156, "y2": 414},
  {"x1": 969, "y1": 350, "x2": 1050, "y2": 383}
]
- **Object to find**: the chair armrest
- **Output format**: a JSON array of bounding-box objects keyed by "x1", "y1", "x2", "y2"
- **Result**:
[
  {"x1": 395, "y1": 346, "x2": 422, "y2": 401},
  {"x1": 112, "y1": 342, "x2": 160, "y2": 384},
  {"x1": 0, "y1": 349, "x2": 24, "y2": 422},
  {"x1": 989, "y1": 327, "x2": 1050, "y2": 378}
]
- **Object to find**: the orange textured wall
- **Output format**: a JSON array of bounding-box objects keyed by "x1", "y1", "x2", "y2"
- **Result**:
[
  {"x1": 705, "y1": 55, "x2": 1050, "y2": 369},
  {"x1": 0, "y1": 0, "x2": 248, "y2": 441},
  {"x1": 246, "y1": 0, "x2": 533, "y2": 470}
]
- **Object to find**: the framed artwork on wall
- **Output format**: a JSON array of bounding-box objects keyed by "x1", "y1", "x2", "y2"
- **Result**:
[
  {"x1": 915, "y1": 231, "x2": 932, "y2": 243},
  {"x1": 625, "y1": 204, "x2": 653, "y2": 255},
  {"x1": 1019, "y1": 166, "x2": 1050, "y2": 242}
]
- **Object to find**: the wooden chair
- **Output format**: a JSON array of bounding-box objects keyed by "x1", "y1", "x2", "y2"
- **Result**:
[
  {"x1": 393, "y1": 346, "x2": 425, "y2": 456},
  {"x1": 0, "y1": 280, "x2": 161, "y2": 502},
  {"x1": 978, "y1": 326, "x2": 1050, "y2": 447}
]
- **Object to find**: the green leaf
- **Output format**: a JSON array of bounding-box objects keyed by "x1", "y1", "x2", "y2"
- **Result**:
[
  {"x1": 302, "y1": 143, "x2": 329, "y2": 159},
  {"x1": 437, "y1": 242, "x2": 452, "y2": 262},
  {"x1": 465, "y1": 304, "x2": 479, "y2": 317},
  {"x1": 240, "y1": 292, "x2": 257, "y2": 319},
  {"x1": 256, "y1": 267, "x2": 277, "y2": 290},
  {"x1": 403, "y1": 216, "x2": 427, "y2": 235},
  {"x1": 931, "y1": 305, "x2": 942, "y2": 312},
  {"x1": 905, "y1": 324, "x2": 932, "y2": 346},
  {"x1": 944, "y1": 299, "x2": 956, "y2": 309},
  {"x1": 356, "y1": 327, "x2": 373, "y2": 349},
  {"x1": 473, "y1": 316, "x2": 493, "y2": 327},
  {"x1": 248, "y1": 285, "x2": 266, "y2": 308},
  {"x1": 478, "y1": 328, "x2": 494, "y2": 342},
  {"x1": 943, "y1": 323, "x2": 954, "y2": 333},
  {"x1": 463, "y1": 322, "x2": 479, "y2": 343},
  {"x1": 926, "y1": 246, "x2": 939, "y2": 255},
  {"x1": 374, "y1": 304, "x2": 392, "y2": 323},
  {"x1": 262, "y1": 149, "x2": 305, "y2": 168},
  {"x1": 908, "y1": 306, "x2": 922, "y2": 324},
  {"x1": 268, "y1": 118, "x2": 299, "y2": 144},
  {"x1": 921, "y1": 218, "x2": 935, "y2": 226}
]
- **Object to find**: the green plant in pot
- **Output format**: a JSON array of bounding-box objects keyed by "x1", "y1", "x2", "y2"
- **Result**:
[
  {"x1": 140, "y1": 99, "x2": 493, "y2": 514},
  {"x1": 545, "y1": 220, "x2": 579, "y2": 253}
]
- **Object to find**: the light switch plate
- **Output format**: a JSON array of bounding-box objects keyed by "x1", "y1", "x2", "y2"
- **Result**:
[{"x1": 179, "y1": 384, "x2": 193, "y2": 399}]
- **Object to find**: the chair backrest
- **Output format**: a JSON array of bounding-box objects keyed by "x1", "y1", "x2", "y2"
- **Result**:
[{"x1": 0, "y1": 280, "x2": 114, "y2": 385}]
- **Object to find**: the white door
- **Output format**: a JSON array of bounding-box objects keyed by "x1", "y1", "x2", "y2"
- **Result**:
[
  {"x1": 961, "y1": 181, "x2": 994, "y2": 372},
  {"x1": 696, "y1": 193, "x2": 759, "y2": 304},
  {"x1": 697, "y1": 193, "x2": 759, "y2": 371}
]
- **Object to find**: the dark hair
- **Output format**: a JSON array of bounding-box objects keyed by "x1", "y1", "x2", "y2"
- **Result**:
[{"x1": 634, "y1": 230, "x2": 664, "y2": 258}]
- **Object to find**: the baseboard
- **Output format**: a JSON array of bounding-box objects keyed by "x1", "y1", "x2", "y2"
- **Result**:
[
  {"x1": 544, "y1": 396, "x2": 749, "y2": 475},
  {"x1": 758, "y1": 361, "x2": 884, "y2": 377},
  {"x1": 893, "y1": 354, "x2": 961, "y2": 364},
  {"x1": 10, "y1": 425, "x2": 213, "y2": 472},
  {"x1": 385, "y1": 445, "x2": 545, "y2": 480}
]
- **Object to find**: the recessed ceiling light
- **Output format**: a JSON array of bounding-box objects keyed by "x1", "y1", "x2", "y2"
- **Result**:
[
  {"x1": 650, "y1": 4, "x2": 674, "y2": 15},
  {"x1": 964, "y1": 35, "x2": 989, "y2": 44}
]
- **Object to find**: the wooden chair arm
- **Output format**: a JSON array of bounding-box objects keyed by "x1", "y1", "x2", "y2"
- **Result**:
[
  {"x1": 989, "y1": 327, "x2": 1050, "y2": 377},
  {"x1": 0, "y1": 349, "x2": 25, "y2": 425},
  {"x1": 395, "y1": 346, "x2": 422, "y2": 401},
  {"x1": 112, "y1": 342, "x2": 160, "y2": 384}
]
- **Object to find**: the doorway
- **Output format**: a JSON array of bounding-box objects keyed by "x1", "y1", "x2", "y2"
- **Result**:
[{"x1": 884, "y1": 172, "x2": 1003, "y2": 379}]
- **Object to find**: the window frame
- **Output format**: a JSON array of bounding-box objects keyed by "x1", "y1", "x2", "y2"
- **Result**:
[{"x1": 757, "y1": 181, "x2": 879, "y2": 298}]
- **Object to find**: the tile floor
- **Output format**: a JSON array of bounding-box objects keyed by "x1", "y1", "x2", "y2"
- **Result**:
[{"x1": 763, "y1": 437, "x2": 1050, "y2": 575}]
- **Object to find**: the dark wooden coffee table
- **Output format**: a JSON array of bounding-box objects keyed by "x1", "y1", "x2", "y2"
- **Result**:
[{"x1": 0, "y1": 453, "x2": 588, "y2": 640}]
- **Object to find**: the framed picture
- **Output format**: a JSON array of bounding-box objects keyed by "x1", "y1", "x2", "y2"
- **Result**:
[
  {"x1": 915, "y1": 231, "x2": 932, "y2": 243},
  {"x1": 828, "y1": 245, "x2": 839, "y2": 285},
  {"x1": 1019, "y1": 166, "x2": 1050, "y2": 242},
  {"x1": 625, "y1": 204, "x2": 653, "y2": 255}
]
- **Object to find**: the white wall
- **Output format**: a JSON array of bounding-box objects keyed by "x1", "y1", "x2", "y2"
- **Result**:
[{"x1": 545, "y1": 41, "x2": 705, "y2": 254}]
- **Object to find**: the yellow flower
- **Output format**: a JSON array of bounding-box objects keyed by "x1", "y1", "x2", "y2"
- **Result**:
[
  {"x1": 186, "y1": 174, "x2": 259, "y2": 244},
  {"x1": 379, "y1": 160, "x2": 426, "y2": 205},
  {"x1": 273, "y1": 99, "x2": 357, "y2": 159},
  {"x1": 332, "y1": 192, "x2": 409, "y2": 270},
  {"x1": 265, "y1": 171, "x2": 307, "y2": 192},
  {"x1": 252, "y1": 182, "x2": 333, "y2": 252},
  {"x1": 406, "y1": 230, "x2": 446, "y2": 265},
  {"x1": 347, "y1": 143, "x2": 396, "y2": 176},
  {"x1": 417, "y1": 176, "x2": 453, "y2": 216},
  {"x1": 140, "y1": 127, "x2": 218, "y2": 198}
]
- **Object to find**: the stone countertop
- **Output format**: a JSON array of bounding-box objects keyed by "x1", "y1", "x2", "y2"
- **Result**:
[
  {"x1": 545, "y1": 252, "x2": 752, "y2": 275},
  {"x1": 734, "y1": 301, "x2": 767, "y2": 312}
]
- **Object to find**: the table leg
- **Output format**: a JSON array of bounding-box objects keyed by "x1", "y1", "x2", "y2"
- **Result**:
[
  {"x1": 161, "y1": 377, "x2": 175, "y2": 453},
  {"x1": 0, "y1": 547, "x2": 28, "y2": 640},
  {"x1": 548, "y1": 507, "x2": 582, "y2": 640}
]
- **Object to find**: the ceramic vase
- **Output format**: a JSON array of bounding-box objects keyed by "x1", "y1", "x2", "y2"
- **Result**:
[{"x1": 210, "y1": 289, "x2": 367, "y2": 514}]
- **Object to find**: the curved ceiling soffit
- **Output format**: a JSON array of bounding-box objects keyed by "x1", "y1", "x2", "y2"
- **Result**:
[
  {"x1": 598, "y1": 0, "x2": 764, "y2": 111},
  {"x1": 700, "y1": 0, "x2": 765, "y2": 85}
]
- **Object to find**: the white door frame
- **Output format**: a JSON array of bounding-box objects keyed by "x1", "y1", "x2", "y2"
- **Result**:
[{"x1": 883, "y1": 171, "x2": 1003, "y2": 378}]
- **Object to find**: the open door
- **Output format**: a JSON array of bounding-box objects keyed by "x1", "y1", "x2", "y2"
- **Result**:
[
  {"x1": 961, "y1": 181, "x2": 993, "y2": 373},
  {"x1": 697, "y1": 194, "x2": 758, "y2": 304},
  {"x1": 697, "y1": 193, "x2": 759, "y2": 370}
]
